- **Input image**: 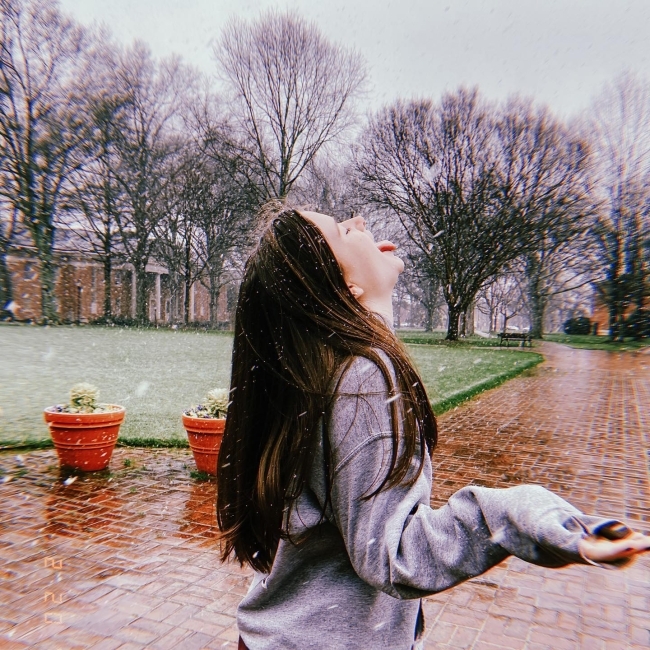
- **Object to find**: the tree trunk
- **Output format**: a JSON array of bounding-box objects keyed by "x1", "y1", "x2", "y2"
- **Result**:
[
  {"x1": 464, "y1": 303, "x2": 475, "y2": 336},
  {"x1": 446, "y1": 303, "x2": 462, "y2": 341},
  {"x1": 393, "y1": 283, "x2": 404, "y2": 329},
  {"x1": 209, "y1": 279, "x2": 220, "y2": 328},
  {"x1": 103, "y1": 255, "x2": 112, "y2": 319},
  {"x1": 607, "y1": 302, "x2": 619, "y2": 341},
  {"x1": 184, "y1": 277, "x2": 191, "y2": 324},
  {"x1": 22, "y1": 181, "x2": 58, "y2": 323},
  {"x1": 611, "y1": 276, "x2": 626, "y2": 342},
  {"x1": 39, "y1": 254, "x2": 58, "y2": 324},
  {"x1": 134, "y1": 261, "x2": 149, "y2": 324},
  {"x1": 424, "y1": 304, "x2": 433, "y2": 332},
  {"x1": 423, "y1": 279, "x2": 438, "y2": 332},
  {"x1": 526, "y1": 254, "x2": 544, "y2": 339},
  {"x1": 0, "y1": 252, "x2": 14, "y2": 318},
  {"x1": 629, "y1": 237, "x2": 645, "y2": 340},
  {"x1": 602, "y1": 259, "x2": 626, "y2": 341},
  {"x1": 208, "y1": 256, "x2": 224, "y2": 328},
  {"x1": 529, "y1": 288, "x2": 546, "y2": 339},
  {"x1": 183, "y1": 238, "x2": 192, "y2": 325}
]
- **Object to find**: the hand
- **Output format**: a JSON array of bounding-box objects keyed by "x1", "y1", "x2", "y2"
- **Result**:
[{"x1": 579, "y1": 523, "x2": 650, "y2": 565}]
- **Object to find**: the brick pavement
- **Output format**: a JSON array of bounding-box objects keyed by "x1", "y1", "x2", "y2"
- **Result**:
[{"x1": 0, "y1": 342, "x2": 648, "y2": 649}]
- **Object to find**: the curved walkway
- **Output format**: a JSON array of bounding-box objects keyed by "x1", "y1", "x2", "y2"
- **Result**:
[{"x1": 0, "y1": 343, "x2": 648, "y2": 649}]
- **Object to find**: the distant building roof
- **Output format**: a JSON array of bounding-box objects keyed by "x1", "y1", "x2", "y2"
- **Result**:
[{"x1": 8, "y1": 221, "x2": 124, "y2": 256}]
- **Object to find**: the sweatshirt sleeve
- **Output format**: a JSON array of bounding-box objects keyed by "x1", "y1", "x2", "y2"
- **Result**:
[{"x1": 327, "y1": 355, "x2": 622, "y2": 600}]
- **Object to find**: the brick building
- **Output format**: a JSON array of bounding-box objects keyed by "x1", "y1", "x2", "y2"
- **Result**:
[{"x1": 3, "y1": 224, "x2": 235, "y2": 326}]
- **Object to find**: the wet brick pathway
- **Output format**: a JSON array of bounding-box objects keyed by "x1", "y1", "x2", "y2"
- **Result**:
[{"x1": 0, "y1": 342, "x2": 648, "y2": 649}]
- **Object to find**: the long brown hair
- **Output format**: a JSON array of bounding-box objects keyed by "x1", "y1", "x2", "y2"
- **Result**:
[{"x1": 216, "y1": 205, "x2": 437, "y2": 572}]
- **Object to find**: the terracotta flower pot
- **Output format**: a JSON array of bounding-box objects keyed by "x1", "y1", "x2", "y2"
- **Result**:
[
  {"x1": 44, "y1": 406, "x2": 126, "y2": 471},
  {"x1": 182, "y1": 414, "x2": 225, "y2": 475}
]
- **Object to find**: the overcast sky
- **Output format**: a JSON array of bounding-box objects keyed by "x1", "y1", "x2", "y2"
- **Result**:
[{"x1": 58, "y1": 0, "x2": 650, "y2": 119}]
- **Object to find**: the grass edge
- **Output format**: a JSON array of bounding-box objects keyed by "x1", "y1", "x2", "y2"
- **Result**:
[
  {"x1": 431, "y1": 353, "x2": 544, "y2": 415},
  {"x1": 1, "y1": 354, "x2": 545, "y2": 451},
  {"x1": 0, "y1": 436, "x2": 190, "y2": 453}
]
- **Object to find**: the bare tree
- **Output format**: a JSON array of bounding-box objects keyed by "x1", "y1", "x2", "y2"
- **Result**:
[
  {"x1": 67, "y1": 46, "x2": 132, "y2": 320},
  {"x1": 0, "y1": 94, "x2": 11, "y2": 317},
  {"x1": 588, "y1": 73, "x2": 650, "y2": 340},
  {"x1": 0, "y1": 110, "x2": 15, "y2": 317},
  {"x1": 384, "y1": 218, "x2": 444, "y2": 332},
  {"x1": 0, "y1": 0, "x2": 91, "y2": 322},
  {"x1": 366, "y1": 205, "x2": 445, "y2": 331},
  {"x1": 494, "y1": 100, "x2": 594, "y2": 338},
  {"x1": 477, "y1": 270, "x2": 527, "y2": 333},
  {"x1": 0, "y1": 202, "x2": 17, "y2": 318},
  {"x1": 106, "y1": 43, "x2": 192, "y2": 324},
  {"x1": 291, "y1": 155, "x2": 360, "y2": 219},
  {"x1": 545, "y1": 283, "x2": 595, "y2": 333},
  {"x1": 153, "y1": 159, "x2": 201, "y2": 325},
  {"x1": 214, "y1": 11, "x2": 366, "y2": 200},
  {"x1": 401, "y1": 259, "x2": 444, "y2": 332},
  {"x1": 155, "y1": 144, "x2": 257, "y2": 325},
  {"x1": 355, "y1": 89, "x2": 527, "y2": 340}
]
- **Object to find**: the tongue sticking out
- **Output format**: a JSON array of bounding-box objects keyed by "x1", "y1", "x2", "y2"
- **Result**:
[{"x1": 377, "y1": 240, "x2": 397, "y2": 252}]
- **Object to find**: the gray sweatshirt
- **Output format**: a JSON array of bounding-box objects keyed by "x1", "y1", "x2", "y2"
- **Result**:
[{"x1": 237, "y1": 352, "x2": 618, "y2": 650}]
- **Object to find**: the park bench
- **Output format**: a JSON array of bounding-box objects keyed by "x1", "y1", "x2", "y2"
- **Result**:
[{"x1": 498, "y1": 332, "x2": 533, "y2": 347}]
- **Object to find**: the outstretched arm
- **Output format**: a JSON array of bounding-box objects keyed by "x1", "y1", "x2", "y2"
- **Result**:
[{"x1": 328, "y1": 355, "x2": 649, "y2": 599}]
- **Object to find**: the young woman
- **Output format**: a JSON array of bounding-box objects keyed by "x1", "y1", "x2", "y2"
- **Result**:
[{"x1": 216, "y1": 204, "x2": 650, "y2": 650}]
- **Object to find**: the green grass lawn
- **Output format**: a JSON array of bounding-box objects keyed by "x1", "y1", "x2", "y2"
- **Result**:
[
  {"x1": 0, "y1": 324, "x2": 542, "y2": 448},
  {"x1": 407, "y1": 345, "x2": 542, "y2": 412},
  {"x1": 0, "y1": 325, "x2": 233, "y2": 447},
  {"x1": 398, "y1": 330, "x2": 508, "y2": 348},
  {"x1": 543, "y1": 333, "x2": 650, "y2": 351}
]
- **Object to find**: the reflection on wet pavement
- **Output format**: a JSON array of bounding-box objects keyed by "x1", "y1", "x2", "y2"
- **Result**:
[{"x1": 0, "y1": 342, "x2": 648, "y2": 649}]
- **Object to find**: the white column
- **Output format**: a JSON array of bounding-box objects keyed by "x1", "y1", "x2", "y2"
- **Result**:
[
  {"x1": 189, "y1": 282, "x2": 195, "y2": 321},
  {"x1": 131, "y1": 268, "x2": 136, "y2": 317},
  {"x1": 155, "y1": 273, "x2": 161, "y2": 321}
]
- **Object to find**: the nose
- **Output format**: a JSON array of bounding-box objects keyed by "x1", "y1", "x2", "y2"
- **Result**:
[{"x1": 342, "y1": 216, "x2": 365, "y2": 231}]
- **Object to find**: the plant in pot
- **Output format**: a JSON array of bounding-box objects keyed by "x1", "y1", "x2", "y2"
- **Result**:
[
  {"x1": 183, "y1": 388, "x2": 229, "y2": 476},
  {"x1": 44, "y1": 383, "x2": 126, "y2": 471}
]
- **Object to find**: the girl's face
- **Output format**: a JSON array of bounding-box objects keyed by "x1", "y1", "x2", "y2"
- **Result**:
[{"x1": 300, "y1": 211, "x2": 404, "y2": 302}]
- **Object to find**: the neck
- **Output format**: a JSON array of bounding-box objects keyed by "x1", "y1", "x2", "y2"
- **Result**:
[{"x1": 359, "y1": 295, "x2": 394, "y2": 330}]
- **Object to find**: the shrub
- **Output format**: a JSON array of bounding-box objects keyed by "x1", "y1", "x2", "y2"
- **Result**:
[
  {"x1": 625, "y1": 308, "x2": 650, "y2": 338},
  {"x1": 563, "y1": 316, "x2": 591, "y2": 335}
]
